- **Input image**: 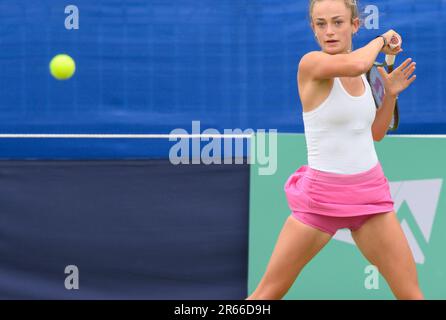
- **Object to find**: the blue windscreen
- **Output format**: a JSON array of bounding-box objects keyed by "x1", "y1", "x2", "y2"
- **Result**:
[{"x1": 0, "y1": 0, "x2": 444, "y2": 158}]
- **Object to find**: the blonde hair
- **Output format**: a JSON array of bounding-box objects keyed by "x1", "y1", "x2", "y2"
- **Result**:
[{"x1": 309, "y1": 0, "x2": 360, "y2": 24}]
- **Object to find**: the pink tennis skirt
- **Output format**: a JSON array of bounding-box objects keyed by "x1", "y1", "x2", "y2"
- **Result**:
[{"x1": 284, "y1": 161, "x2": 394, "y2": 217}]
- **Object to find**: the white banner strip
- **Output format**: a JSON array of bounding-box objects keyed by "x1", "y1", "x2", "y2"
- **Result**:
[{"x1": 0, "y1": 134, "x2": 254, "y2": 139}]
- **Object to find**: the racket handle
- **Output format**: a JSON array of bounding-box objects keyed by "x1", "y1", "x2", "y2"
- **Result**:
[
  {"x1": 384, "y1": 35, "x2": 400, "y2": 68},
  {"x1": 385, "y1": 54, "x2": 396, "y2": 67}
]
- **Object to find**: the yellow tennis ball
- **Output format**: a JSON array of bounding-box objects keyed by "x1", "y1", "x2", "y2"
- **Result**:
[{"x1": 49, "y1": 54, "x2": 76, "y2": 80}]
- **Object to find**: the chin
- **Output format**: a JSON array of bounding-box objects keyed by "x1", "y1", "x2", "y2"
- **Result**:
[
  {"x1": 324, "y1": 48, "x2": 341, "y2": 55},
  {"x1": 323, "y1": 46, "x2": 345, "y2": 55}
]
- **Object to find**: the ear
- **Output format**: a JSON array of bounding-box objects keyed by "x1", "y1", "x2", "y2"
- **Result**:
[{"x1": 352, "y1": 17, "x2": 360, "y2": 34}]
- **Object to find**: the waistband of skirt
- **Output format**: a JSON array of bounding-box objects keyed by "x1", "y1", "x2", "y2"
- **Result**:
[{"x1": 304, "y1": 161, "x2": 384, "y2": 185}]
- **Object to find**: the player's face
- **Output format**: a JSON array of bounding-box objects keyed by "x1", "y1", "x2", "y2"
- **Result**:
[{"x1": 311, "y1": 0, "x2": 359, "y2": 55}]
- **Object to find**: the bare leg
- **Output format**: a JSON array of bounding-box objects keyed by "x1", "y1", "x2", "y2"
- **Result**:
[
  {"x1": 247, "y1": 215, "x2": 332, "y2": 300},
  {"x1": 351, "y1": 211, "x2": 424, "y2": 300}
]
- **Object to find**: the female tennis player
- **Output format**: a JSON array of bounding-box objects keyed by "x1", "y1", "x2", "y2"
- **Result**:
[{"x1": 247, "y1": 0, "x2": 422, "y2": 300}]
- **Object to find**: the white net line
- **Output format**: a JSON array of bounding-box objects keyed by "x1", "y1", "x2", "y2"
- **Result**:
[
  {"x1": 0, "y1": 134, "x2": 254, "y2": 139},
  {"x1": 0, "y1": 133, "x2": 443, "y2": 138}
]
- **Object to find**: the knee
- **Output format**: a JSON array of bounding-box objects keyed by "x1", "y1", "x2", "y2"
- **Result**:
[
  {"x1": 247, "y1": 282, "x2": 288, "y2": 300},
  {"x1": 246, "y1": 290, "x2": 284, "y2": 300},
  {"x1": 396, "y1": 288, "x2": 424, "y2": 300},
  {"x1": 404, "y1": 292, "x2": 424, "y2": 300}
]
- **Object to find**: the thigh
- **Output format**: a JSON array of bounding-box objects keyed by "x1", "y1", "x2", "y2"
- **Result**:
[
  {"x1": 261, "y1": 215, "x2": 332, "y2": 285},
  {"x1": 351, "y1": 212, "x2": 421, "y2": 298}
]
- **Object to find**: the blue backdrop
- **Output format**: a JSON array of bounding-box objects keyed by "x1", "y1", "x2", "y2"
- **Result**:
[{"x1": 0, "y1": 0, "x2": 444, "y2": 157}]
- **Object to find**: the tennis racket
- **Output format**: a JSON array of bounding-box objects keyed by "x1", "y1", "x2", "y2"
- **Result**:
[{"x1": 366, "y1": 35, "x2": 401, "y2": 131}]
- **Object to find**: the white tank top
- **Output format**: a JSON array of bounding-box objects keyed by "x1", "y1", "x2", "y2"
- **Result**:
[{"x1": 302, "y1": 73, "x2": 379, "y2": 174}]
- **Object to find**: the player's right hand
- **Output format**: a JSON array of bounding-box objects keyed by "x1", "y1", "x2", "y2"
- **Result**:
[{"x1": 381, "y1": 30, "x2": 403, "y2": 55}]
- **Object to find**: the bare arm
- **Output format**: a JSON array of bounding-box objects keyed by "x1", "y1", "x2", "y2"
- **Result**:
[
  {"x1": 299, "y1": 37, "x2": 384, "y2": 80},
  {"x1": 372, "y1": 93, "x2": 397, "y2": 141},
  {"x1": 372, "y1": 58, "x2": 416, "y2": 141},
  {"x1": 299, "y1": 30, "x2": 401, "y2": 80}
]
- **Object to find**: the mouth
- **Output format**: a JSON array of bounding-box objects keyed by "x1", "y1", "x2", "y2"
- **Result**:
[{"x1": 326, "y1": 40, "x2": 339, "y2": 44}]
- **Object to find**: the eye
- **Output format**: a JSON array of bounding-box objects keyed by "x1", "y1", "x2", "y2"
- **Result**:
[
  {"x1": 316, "y1": 22, "x2": 325, "y2": 26},
  {"x1": 335, "y1": 21, "x2": 343, "y2": 25}
]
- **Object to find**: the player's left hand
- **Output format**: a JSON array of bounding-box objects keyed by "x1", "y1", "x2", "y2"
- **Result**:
[{"x1": 377, "y1": 58, "x2": 416, "y2": 97}]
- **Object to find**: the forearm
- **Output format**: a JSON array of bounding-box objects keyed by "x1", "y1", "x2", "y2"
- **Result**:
[
  {"x1": 372, "y1": 93, "x2": 397, "y2": 141},
  {"x1": 349, "y1": 37, "x2": 384, "y2": 73}
]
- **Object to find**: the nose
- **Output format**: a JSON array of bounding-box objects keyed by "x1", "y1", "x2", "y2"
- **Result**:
[{"x1": 326, "y1": 25, "x2": 335, "y2": 36}]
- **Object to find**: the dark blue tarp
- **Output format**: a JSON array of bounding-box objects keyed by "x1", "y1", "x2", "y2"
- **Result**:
[{"x1": 0, "y1": 160, "x2": 249, "y2": 299}]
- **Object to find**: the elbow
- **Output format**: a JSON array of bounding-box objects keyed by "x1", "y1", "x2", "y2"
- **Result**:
[
  {"x1": 346, "y1": 59, "x2": 368, "y2": 77},
  {"x1": 372, "y1": 123, "x2": 386, "y2": 142},
  {"x1": 372, "y1": 128, "x2": 384, "y2": 142},
  {"x1": 356, "y1": 60, "x2": 370, "y2": 76},
  {"x1": 373, "y1": 133, "x2": 384, "y2": 142},
  {"x1": 373, "y1": 137, "x2": 383, "y2": 142}
]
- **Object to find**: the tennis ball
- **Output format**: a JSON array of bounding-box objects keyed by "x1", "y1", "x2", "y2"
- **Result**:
[{"x1": 49, "y1": 54, "x2": 76, "y2": 80}]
